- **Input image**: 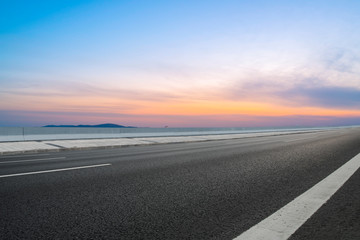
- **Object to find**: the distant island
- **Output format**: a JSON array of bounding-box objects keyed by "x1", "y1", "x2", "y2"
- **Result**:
[{"x1": 43, "y1": 123, "x2": 136, "y2": 128}]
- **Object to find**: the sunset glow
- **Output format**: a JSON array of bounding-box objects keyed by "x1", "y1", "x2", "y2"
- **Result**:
[{"x1": 1, "y1": 1, "x2": 360, "y2": 127}]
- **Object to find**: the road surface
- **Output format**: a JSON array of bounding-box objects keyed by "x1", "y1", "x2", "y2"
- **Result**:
[{"x1": 1, "y1": 128, "x2": 360, "y2": 239}]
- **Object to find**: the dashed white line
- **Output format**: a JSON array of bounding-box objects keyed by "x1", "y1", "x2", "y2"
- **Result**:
[
  {"x1": 234, "y1": 153, "x2": 360, "y2": 240},
  {"x1": 0, "y1": 163, "x2": 111, "y2": 178},
  {"x1": 0, "y1": 157, "x2": 66, "y2": 164},
  {"x1": 0, "y1": 154, "x2": 50, "y2": 158}
]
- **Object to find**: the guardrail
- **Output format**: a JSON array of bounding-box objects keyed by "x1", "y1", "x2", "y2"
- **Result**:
[
  {"x1": 0, "y1": 127, "x2": 249, "y2": 142},
  {"x1": 0, "y1": 126, "x2": 346, "y2": 142}
]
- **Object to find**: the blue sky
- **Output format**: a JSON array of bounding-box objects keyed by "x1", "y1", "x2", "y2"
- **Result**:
[{"x1": 1, "y1": 0, "x2": 360, "y2": 127}]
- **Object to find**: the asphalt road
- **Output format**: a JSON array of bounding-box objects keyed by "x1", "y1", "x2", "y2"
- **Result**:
[{"x1": 1, "y1": 128, "x2": 360, "y2": 239}]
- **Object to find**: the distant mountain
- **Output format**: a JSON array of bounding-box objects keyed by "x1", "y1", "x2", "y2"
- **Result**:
[{"x1": 43, "y1": 123, "x2": 136, "y2": 128}]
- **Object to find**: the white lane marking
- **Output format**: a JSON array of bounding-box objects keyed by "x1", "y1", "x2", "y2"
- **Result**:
[
  {"x1": 0, "y1": 157, "x2": 66, "y2": 164},
  {"x1": 234, "y1": 153, "x2": 360, "y2": 240},
  {"x1": 0, "y1": 154, "x2": 50, "y2": 158},
  {"x1": 0, "y1": 163, "x2": 111, "y2": 178}
]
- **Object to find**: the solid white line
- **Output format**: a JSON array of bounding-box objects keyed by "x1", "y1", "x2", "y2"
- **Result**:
[
  {"x1": 234, "y1": 153, "x2": 360, "y2": 240},
  {"x1": 0, "y1": 163, "x2": 111, "y2": 178},
  {"x1": 0, "y1": 157, "x2": 66, "y2": 164}
]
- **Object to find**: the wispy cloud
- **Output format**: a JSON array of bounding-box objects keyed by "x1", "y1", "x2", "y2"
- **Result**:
[
  {"x1": 278, "y1": 85, "x2": 360, "y2": 108},
  {"x1": 225, "y1": 64, "x2": 360, "y2": 110},
  {"x1": 227, "y1": 81, "x2": 360, "y2": 109},
  {"x1": 0, "y1": 80, "x2": 186, "y2": 102},
  {"x1": 322, "y1": 47, "x2": 360, "y2": 74}
]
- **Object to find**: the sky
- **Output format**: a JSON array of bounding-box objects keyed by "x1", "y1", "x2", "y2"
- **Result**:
[{"x1": 1, "y1": 0, "x2": 360, "y2": 127}]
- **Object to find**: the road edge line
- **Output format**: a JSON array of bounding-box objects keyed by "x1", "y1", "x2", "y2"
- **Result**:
[{"x1": 234, "y1": 153, "x2": 360, "y2": 240}]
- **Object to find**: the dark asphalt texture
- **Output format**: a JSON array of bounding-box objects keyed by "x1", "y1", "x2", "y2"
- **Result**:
[{"x1": 1, "y1": 128, "x2": 360, "y2": 239}]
